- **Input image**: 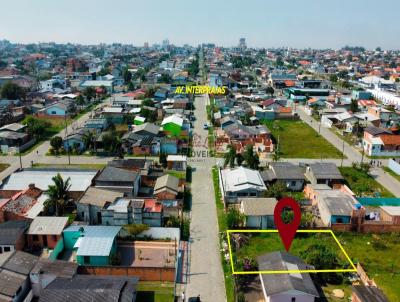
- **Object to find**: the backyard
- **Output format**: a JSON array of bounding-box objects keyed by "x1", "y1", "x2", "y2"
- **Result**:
[
  {"x1": 136, "y1": 281, "x2": 174, "y2": 302},
  {"x1": 263, "y1": 120, "x2": 343, "y2": 159},
  {"x1": 339, "y1": 166, "x2": 394, "y2": 197}
]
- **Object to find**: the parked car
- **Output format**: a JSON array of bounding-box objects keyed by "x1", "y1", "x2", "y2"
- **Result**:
[{"x1": 203, "y1": 123, "x2": 209, "y2": 130}]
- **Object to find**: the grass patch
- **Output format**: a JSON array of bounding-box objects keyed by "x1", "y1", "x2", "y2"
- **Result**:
[
  {"x1": 167, "y1": 170, "x2": 186, "y2": 180},
  {"x1": 336, "y1": 232, "x2": 400, "y2": 301},
  {"x1": 383, "y1": 166, "x2": 400, "y2": 182},
  {"x1": 232, "y1": 232, "x2": 353, "y2": 272},
  {"x1": 212, "y1": 166, "x2": 235, "y2": 302},
  {"x1": 31, "y1": 163, "x2": 106, "y2": 170},
  {"x1": 0, "y1": 163, "x2": 10, "y2": 172},
  {"x1": 136, "y1": 282, "x2": 174, "y2": 302},
  {"x1": 263, "y1": 120, "x2": 343, "y2": 159},
  {"x1": 339, "y1": 167, "x2": 394, "y2": 197}
]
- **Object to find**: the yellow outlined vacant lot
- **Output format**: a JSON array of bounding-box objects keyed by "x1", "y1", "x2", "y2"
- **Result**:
[{"x1": 226, "y1": 229, "x2": 357, "y2": 275}]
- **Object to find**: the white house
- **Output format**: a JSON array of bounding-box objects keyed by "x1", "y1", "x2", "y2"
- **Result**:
[{"x1": 219, "y1": 166, "x2": 267, "y2": 204}]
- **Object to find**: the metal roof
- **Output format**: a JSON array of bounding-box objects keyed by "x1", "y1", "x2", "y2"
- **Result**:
[
  {"x1": 1, "y1": 169, "x2": 97, "y2": 192},
  {"x1": 221, "y1": 167, "x2": 266, "y2": 193},
  {"x1": 257, "y1": 251, "x2": 319, "y2": 297},
  {"x1": 64, "y1": 226, "x2": 121, "y2": 257}
]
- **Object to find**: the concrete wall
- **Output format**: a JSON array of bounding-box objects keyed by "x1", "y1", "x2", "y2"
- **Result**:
[
  {"x1": 388, "y1": 159, "x2": 400, "y2": 175},
  {"x1": 78, "y1": 265, "x2": 175, "y2": 282}
]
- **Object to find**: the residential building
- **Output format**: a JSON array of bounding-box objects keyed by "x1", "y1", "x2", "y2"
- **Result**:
[
  {"x1": 0, "y1": 251, "x2": 38, "y2": 302},
  {"x1": 153, "y1": 174, "x2": 180, "y2": 200},
  {"x1": 101, "y1": 198, "x2": 163, "y2": 227},
  {"x1": 29, "y1": 259, "x2": 78, "y2": 298},
  {"x1": 219, "y1": 167, "x2": 267, "y2": 204},
  {"x1": 27, "y1": 216, "x2": 69, "y2": 251},
  {"x1": 76, "y1": 187, "x2": 123, "y2": 224},
  {"x1": 0, "y1": 220, "x2": 30, "y2": 253},
  {"x1": 167, "y1": 155, "x2": 187, "y2": 171},
  {"x1": 0, "y1": 184, "x2": 45, "y2": 222},
  {"x1": 261, "y1": 162, "x2": 305, "y2": 191},
  {"x1": 38, "y1": 275, "x2": 138, "y2": 302},
  {"x1": 305, "y1": 163, "x2": 344, "y2": 187},
  {"x1": 240, "y1": 198, "x2": 277, "y2": 229},
  {"x1": 62, "y1": 225, "x2": 121, "y2": 266},
  {"x1": 94, "y1": 166, "x2": 141, "y2": 196},
  {"x1": 257, "y1": 251, "x2": 319, "y2": 302},
  {"x1": 0, "y1": 169, "x2": 98, "y2": 200}
]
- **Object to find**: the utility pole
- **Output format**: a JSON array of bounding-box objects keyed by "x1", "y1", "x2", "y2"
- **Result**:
[
  {"x1": 64, "y1": 111, "x2": 71, "y2": 165},
  {"x1": 360, "y1": 142, "x2": 365, "y2": 166},
  {"x1": 341, "y1": 139, "x2": 345, "y2": 167},
  {"x1": 18, "y1": 141, "x2": 22, "y2": 170}
]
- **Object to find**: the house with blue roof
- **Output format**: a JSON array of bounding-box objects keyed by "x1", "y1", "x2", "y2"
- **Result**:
[{"x1": 62, "y1": 225, "x2": 121, "y2": 266}]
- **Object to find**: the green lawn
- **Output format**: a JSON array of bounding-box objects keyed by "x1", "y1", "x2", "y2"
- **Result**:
[
  {"x1": 335, "y1": 232, "x2": 400, "y2": 301},
  {"x1": 212, "y1": 167, "x2": 235, "y2": 302},
  {"x1": 233, "y1": 232, "x2": 353, "y2": 272},
  {"x1": 0, "y1": 163, "x2": 10, "y2": 172},
  {"x1": 136, "y1": 282, "x2": 174, "y2": 302},
  {"x1": 263, "y1": 120, "x2": 343, "y2": 158},
  {"x1": 339, "y1": 167, "x2": 394, "y2": 197}
]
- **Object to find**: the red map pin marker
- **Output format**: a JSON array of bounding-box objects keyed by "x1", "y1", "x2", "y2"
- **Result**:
[{"x1": 274, "y1": 197, "x2": 301, "y2": 252}]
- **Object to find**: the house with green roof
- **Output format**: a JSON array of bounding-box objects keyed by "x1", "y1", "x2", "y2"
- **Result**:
[{"x1": 161, "y1": 114, "x2": 184, "y2": 137}]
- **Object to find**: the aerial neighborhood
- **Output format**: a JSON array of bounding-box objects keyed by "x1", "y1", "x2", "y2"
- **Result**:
[{"x1": 0, "y1": 33, "x2": 400, "y2": 302}]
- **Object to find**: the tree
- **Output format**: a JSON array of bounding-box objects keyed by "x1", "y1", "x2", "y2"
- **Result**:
[
  {"x1": 23, "y1": 116, "x2": 51, "y2": 139},
  {"x1": 227, "y1": 208, "x2": 244, "y2": 229},
  {"x1": 224, "y1": 145, "x2": 236, "y2": 168},
  {"x1": 158, "y1": 73, "x2": 172, "y2": 84},
  {"x1": 123, "y1": 224, "x2": 149, "y2": 239},
  {"x1": 159, "y1": 153, "x2": 167, "y2": 168},
  {"x1": 329, "y1": 74, "x2": 338, "y2": 83},
  {"x1": 123, "y1": 69, "x2": 132, "y2": 84},
  {"x1": 102, "y1": 131, "x2": 121, "y2": 155},
  {"x1": 50, "y1": 136, "x2": 63, "y2": 154},
  {"x1": 264, "y1": 181, "x2": 286, "y2": 199},
  {"x1": 299, "y1": 242, "x2": 342, "y2": 283},
  {"x1": 1, "y1": 81, "x2": 25, "y2": 100},
  {"x1": 243, "y1": 145, "x2": 259, "y2": 170},
  {"x1": 83, "y1": 87, "x2": 96, "y2": 101},
  {"x1": 76, "y1": 95, "x2": 85, "y2": 106},
  {"x1": 44, "y1": 173, "x2": 71, "y2": 216},
  {"x1": 236, "y1": 153, "x2": 244, "y2": 166},
  {"x1": 82, "y1": 130, "x2": 96, "y2": 152},
  {"x1": 265, "y1": 86, "x2": 274, "y2": 97},
  {"x1": 350, "y1": 99, "x2": 359, "y2": 113},
  {"x1": 272, "y1": 146, "x2": 281, "y2": 162}
]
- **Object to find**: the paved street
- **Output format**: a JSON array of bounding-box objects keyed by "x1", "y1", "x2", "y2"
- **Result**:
[
  {"x1": 185, "y1": 94, "x2": 226, "y2": 301},
  {"x1": 296, "y1": 105, "x2": 400, "y2": 197},
  {"x1": 0, "y1": 99, "x2": 110, "y2": 182}
]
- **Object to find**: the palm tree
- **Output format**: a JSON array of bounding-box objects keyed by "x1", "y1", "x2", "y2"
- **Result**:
[
  {"x1": 224, "y1": 144, "x2": 236, "y2": 168},
  {"x1": 44, "y1": 173, "x2": 71, "y2": 216},
  {"x1": 82, "y1": 130, "x2": 96, "y2": 153}
]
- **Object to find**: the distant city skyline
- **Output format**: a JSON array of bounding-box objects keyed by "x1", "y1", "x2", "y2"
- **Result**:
[{"x1": 1, "y1": 0, "x2": 400, "y2": 50}]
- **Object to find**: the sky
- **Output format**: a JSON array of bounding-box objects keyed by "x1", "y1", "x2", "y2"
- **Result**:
[{"x1": 1, "y1": 0, "x2": 400, "y2": 49}]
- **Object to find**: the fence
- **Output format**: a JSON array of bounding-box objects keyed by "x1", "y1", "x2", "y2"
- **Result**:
[
  {"x1": 78, "y1": 265, "x2": 175, "y2": 282},
  {"x1": 357, "y1": 197, "x2": 400, "y2": 207}
]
